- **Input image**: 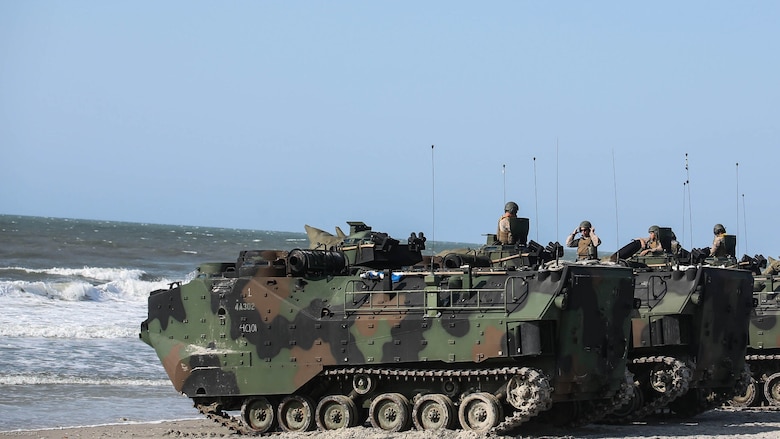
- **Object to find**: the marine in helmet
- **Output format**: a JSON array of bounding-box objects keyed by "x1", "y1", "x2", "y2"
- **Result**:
[
  {"x1": 497, "y1": 201, "x2": 519, "y2": 245},
  {"x1": 637, "y1": 225, "x2": 664, "y2": 256},
  {"x1": 566, "y1": 220, "x2": 601, "y2": 260},
  {"x1": 669, "y1": 230, "x2": 683, "y2": 256},
  {"x1": 710, "y1": 223, "x2": 728, "y2": 257}
]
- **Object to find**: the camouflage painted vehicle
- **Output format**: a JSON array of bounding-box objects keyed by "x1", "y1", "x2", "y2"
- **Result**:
[
  {"x1": 140, "y1": 221, "x2": 636, "y2": 434},
  {"x1": 729, "y1": 256, "x2": 780, "y2": 407},
  {"x1": 604, "y1": 227, "x2": 754, "y2": 422},
  {"x1": 439, "y1": 218, "x2": 637, "y2": 427}
]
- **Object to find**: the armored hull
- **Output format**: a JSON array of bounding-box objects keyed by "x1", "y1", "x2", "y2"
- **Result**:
[
  {"x1": 730, "y1": 273, "x2": 780, "y2": 407},
  {"x1": 141, "y1": 223, "x2": 636, "y2": 434},
  {"x1": 606, "y1": 251, "x2": 754, "y2": 422}
]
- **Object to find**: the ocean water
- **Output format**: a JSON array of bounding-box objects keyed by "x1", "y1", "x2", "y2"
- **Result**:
[{"x1": 0, "y1": 215, "x2": 478, "y2": 431}]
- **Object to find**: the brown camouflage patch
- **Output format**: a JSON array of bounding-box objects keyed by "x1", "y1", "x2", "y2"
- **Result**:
[
  {"x1": 162, "y1": 343, "x2": 190, "y2": 392},
  {"x1": 290, "y1": 339, "x2": 337, "y2": 388},
  {"x1": 471, "y1": 325, "x2": 505, "y2": 362},
  {"x1": 632, "y1": 319, "x2": 650, "y2": 348},
  {"x1": 243, "y1": 277, "x2": 292, "y2": 322},
  {"x1": 353, "y1": 316, "x2": 380, "y2": 337}
]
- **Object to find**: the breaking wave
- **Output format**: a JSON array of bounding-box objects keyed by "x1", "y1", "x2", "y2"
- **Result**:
[
  {"x1": 0, "y1": 373, "x2": 170, "y2": 386},
  {"x1": 0, "y1": 321, "x2": 142, "y2": 339},
  {"x1": 0, "y1": 266, "x2": 174, "y2": 302}
]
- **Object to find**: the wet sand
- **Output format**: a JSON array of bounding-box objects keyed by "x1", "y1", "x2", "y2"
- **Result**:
[{"x1": 2, "y1": 408, "x2": 780, "y2": 439}]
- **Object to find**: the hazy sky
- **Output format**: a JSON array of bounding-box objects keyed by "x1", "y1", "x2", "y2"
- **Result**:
[{"x1": 2, "y1": 2, "x2": 778, "y2": 256}]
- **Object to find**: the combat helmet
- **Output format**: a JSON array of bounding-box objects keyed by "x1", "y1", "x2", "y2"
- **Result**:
[
  {"x1": 579, "y1": 220, "x2": 592, "y2": 230},
  {"x1": 505, "y1": 201, "x2": 519, "y2": 215},
  {"x1": 713, "y1": 224, "x2": 726, "y2": 235},
  {"x1": 648, "y1": 225, "x2": 660, "y2": 234}
]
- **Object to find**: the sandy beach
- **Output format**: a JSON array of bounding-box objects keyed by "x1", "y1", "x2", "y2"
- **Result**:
[{"x1": 2, "y1": 407, "x2": 779, "y2": 439}]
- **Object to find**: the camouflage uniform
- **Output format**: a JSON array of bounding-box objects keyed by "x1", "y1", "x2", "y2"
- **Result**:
[
  {"x1": 764, "y1": 256, "x2": 780, "y2": 275},
  {"x1": 643, "y1": 238, "x2": 662, "y2": 254},
  {"x1": 566, "y1": 221, "x2": 601, "y2": 261},
  {"x1": 497, "y1": 201, "x2": 519, "y2": 245},
  {"x1": 497, "y1": 214, "x2": 515, "y2": 244},
  {"x1": 711, "y1": 224, "x2": 728, "y2": 257},
  {"x1": 639, "y1": 226, "x2": 663, "y2": 256},
  {"x1": 711, "y1": 234, "x2": 727, "y2": 257}
]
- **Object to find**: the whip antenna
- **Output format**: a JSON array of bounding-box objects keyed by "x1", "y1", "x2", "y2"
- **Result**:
[
  {"x1": 736, "y1": 162, "x2": 740, "y2": 256},
  {"x1": 612, "y1": 149, "x2": 620, "y2": 250},
  {"x1": 502, "y1": 164, "x2": 506, "y2": 206},
  {"x1": 556, "y1": 139, "x2": 561, "y2": 263},
  {"x1": 685, "y1": 154, "x2": 693, "y2": 249},
  {"x1": 431, "y1": 145, "x2": 435, "y2": 263},
  {"x1": 533, "y1": 157, "x2": 539, "y2": 241},
  {"x1": 681, "y1": 181, "x2": 687, "y2": 249},
  {"x1": 742, "y1": 193, "x2": 748, "y2": 255}
]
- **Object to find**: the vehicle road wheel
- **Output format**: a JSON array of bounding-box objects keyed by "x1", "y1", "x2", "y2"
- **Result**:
[
  {"x1": 277, "y1": 395, "x2": 315, "y2": 432},
  {"x1": 764, "y1": 372, "x2": 780, "y2": 406},
  {"x1": 316, "y1": 395, "x2": 358, "y2": 430},
  {"x1": 730, "y1": 376, "x2": 758, "y2": 407},
  {"x1": 609, "y1": 383, "x2": 644, "y2": 420},
  {"x1": 352, "y1": 373, "x2": 375, "y2": 395},
  {"x1": 457, "y1": 392, "x2": 503, "y2": 432},
  {"x1": 241, "y1": 397, "x2": 275, "y2": 433},
  {"x1": 412, "y1": 394, "x2": 454, "y2": 430},
  {"x1": 649, "y1": 364, "x2": 673, "y2": 394},
  {"x1": 369, "y1": 393, "x2": 411, "y2": 432}
]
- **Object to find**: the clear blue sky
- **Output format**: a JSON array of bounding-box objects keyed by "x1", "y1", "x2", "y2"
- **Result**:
[{"x1": 2, "y1": 2, "x2": 778, "y2": 256}]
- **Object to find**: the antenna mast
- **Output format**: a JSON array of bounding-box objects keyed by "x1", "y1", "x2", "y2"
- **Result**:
[
  {"x1": 502, "y1": 164, "x2": 506, "y2": 206},
  {"x1": 742, "y1": 193, "x2": 748, "y2": 255},
  {"x1": 431, "y1": 145, "x2": 435, "y2": 261},
  {"x1": 736, "y1": 162, "x2": 740, "y2": 256},
  {"x1": 612, "y1": 149, "x2": 620, "y2": 249},
  {"x1": 685, "y1": 154, "x2": 693, "y2": 249},
  {"x1": 681, "y1": 181, "x2": 687, "y2": 249},
  {"x1": 533, "y1": 157, "x2": 539, "y2": 241},
  {"x1": 556, "y1": 139, "x2": 559, "y2": 243}
]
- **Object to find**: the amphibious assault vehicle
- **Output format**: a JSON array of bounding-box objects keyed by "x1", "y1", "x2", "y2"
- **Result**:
[
  {"x1": 141, "y1": 220, "x2": 636, "y2": 434},
  {"x1": 729, "y1": 256, "x2": 780, "y2": 407},
  {"x1": 604, "y1": 227, "x2": 754, "y2": 422}
]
